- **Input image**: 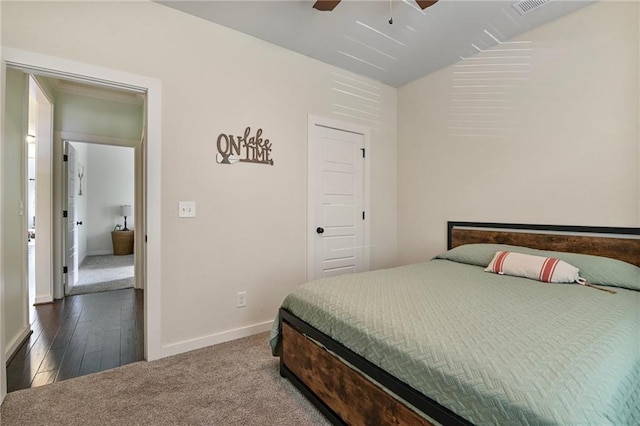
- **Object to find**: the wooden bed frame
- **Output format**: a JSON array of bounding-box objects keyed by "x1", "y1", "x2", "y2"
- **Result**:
[{"x1": 279, "y1": 222, "x2": 640, "y2": 425}]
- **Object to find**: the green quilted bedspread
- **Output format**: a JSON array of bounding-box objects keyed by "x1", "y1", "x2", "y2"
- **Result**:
[{"x1": 271, "y1": 259, "x2": 640, "y2": 425}]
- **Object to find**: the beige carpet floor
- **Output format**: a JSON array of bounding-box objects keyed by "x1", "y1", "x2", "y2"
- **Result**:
[
  {"x1": 0, "y1": 332, "x2": 329, "y2": 426},
  {"x1": 68, "y1": 255, "x2": 134, "y2": 296}
]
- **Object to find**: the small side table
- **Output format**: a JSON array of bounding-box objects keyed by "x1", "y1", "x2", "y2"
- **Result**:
[{"x1": 112, "y1": 230, "x2": 134, "y2": 255}]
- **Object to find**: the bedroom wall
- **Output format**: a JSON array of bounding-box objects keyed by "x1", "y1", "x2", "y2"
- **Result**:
[
  {"x1": 0, "y1": 1, "x2": 398, "y2": 350},
  {"x1": 397, "y1": 1, "x2": 640, "y2": 264},
  {"x1": 84, "y1": 143, "x2": 135, "y2": 256}
]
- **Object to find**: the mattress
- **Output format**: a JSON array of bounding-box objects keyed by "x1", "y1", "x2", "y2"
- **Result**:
[{"x1": 271, "y1": 252, "x2": 640, "y2": 425}]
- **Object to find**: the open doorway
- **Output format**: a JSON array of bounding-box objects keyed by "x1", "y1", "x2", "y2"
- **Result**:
[
  {"x1": 26, "y1": 76, "x2": 54, "y2": 321},
  {"x1": 64, "y1": 141, "x2": 136, "y2": 297},
  {"x1": 4, "y1": 68, "x2": 147, "y2": 392},
  {"x1": 2, "y1": 49, "x2": 162, "y2": 401}
]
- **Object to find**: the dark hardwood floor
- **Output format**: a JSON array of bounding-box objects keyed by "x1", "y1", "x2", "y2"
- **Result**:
[{"x1": 7, "y1": 288, "x2": 144, "y2": 392}]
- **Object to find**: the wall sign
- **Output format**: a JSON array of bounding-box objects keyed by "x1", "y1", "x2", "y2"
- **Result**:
[{"x1": 216, "y1": 126, "x2": 274, "y2": 166}]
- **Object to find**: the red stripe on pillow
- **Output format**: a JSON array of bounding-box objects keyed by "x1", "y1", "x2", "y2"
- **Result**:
[
  {"x1": 548, "y1": 258, "x2": 560, "y2": 281},
  {"x1": 539, "y1": 257, "x2": 560, "y2": 282},
  {"x1": 493, "y1": 251, "x2": 510, "y2": 273}
]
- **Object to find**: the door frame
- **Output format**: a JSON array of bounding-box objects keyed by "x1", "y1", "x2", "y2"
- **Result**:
[
  {"x1": 63, "y1": 140, "x2": 79, "y2": 295},
  {"x1": 30, "y1": 76, "x2": 55, "y2": 305},
  {"x1": 307, "y1": 114, "x2": 371, "y2": 282},
  {"x1": 0, "y1": 49, "x2": 163, "y2": 397},
  {"x1": 59, "y1": 135, "x2": 142, "y2": 296}
]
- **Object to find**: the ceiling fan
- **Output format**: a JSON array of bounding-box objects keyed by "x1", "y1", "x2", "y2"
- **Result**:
[{"x1": 313, "y1": 0, "x2": 438, "y2": 12}]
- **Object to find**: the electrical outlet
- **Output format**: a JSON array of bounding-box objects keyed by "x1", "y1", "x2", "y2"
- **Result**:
[
  {"x1": 236, "y1": 291, "x2": 247, "y2": 308},
  {"x1": 178, "y1": 201, "x2": 196, "y2": 218}
]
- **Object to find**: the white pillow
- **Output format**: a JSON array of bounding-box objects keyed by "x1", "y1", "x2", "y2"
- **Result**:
[{"x1": 484, "y1": 251, "x2": 580, "y2": 283}]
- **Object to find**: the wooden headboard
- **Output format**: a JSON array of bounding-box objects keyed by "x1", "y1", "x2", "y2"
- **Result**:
[{"x1": 447, "y1": 222, "x2": 640, "y2": 267}]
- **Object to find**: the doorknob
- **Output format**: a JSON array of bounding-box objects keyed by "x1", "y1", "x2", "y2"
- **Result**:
[
  {"x1": 316, "y1": 227, "x2": 324, "y2": 234},
  {"x1": 76, "y1": 221, "x2": 83, "y2": 226}
]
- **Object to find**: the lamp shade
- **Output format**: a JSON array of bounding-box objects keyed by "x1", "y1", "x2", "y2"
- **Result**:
[{"x1": 121, "y1": 205, "x2": 132, "y2": 217}]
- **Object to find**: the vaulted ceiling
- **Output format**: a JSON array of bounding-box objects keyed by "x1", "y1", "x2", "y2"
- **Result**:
[{"x1": 157, "y1": 0, "x2": 593, "y2": 87}]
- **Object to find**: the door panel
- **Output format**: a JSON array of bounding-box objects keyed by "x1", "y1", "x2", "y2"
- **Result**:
[
  {"x1": 322, "y1": 265, "x2": 356, "y2": 277},
  {"x1": 323, "y1": 204, "x2": 355, "y2": 227},
  {"x1": 323, "y1": 138, "x2": 356, "y2": 165},
  {"x1": 323, "y1": 236, "x2": 356, "y2": 260},
  {"x1": 65, "y1": 143, "x2": 79, "y2": 293},
  {"x1": 310, "y1": 124, "x2": 365, "y2": 280},
  {"x1": 323, "y1": 171, "x2": 355, "y2": 196}
]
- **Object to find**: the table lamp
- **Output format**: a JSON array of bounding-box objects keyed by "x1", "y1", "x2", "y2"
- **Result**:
[{"x1": 121, "y1": 205, "x2": 132, "y2": 231}]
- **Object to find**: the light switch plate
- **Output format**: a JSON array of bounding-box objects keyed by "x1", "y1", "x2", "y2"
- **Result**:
[{"x1": 178, "y1": 201, "x2": 196, "y2": 218}]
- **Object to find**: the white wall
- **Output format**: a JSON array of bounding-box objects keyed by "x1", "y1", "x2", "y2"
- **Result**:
[
  {"x1": 2, "y1": 68, "x2": 29, "y2": 360},
  {"x1": 1, "y1": 0, "x2": 398, "y2": 351},
  {"x1": 84, "y1": 143, "x2": 135, "y2": 256},
  {"x1": 397, "y1": 1, "x2": 640, "y2": 264}
]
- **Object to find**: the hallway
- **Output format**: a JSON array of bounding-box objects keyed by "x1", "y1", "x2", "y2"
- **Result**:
[{"x1": 6, "y1": 288, "x2": 143, "y2": 392}]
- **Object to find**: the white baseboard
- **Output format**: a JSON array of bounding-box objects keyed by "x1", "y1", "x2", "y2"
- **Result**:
[
  {"x1": 159, "y1": 320, "x2": 272, "y2": 358},
  {"x1": 34, "y1": 295, "x2": 53, "y2": 305},
  {"x1": 5, "y1": 326, "x2": 32, "y2": 362}
]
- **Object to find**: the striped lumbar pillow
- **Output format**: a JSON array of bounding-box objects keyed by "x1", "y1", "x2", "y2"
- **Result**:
[{"x1": 484, "y1": 251, "x2": 580, "y2": 283}]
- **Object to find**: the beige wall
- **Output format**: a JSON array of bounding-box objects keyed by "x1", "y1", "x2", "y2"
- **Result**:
[
  {"x1": 1, "y1": 1, "x2": 398, "y2": 348},
  {"x1": 397, "y1": 1, "x2": 640, "y2": 264},
  {"x1": 2, "y1": 68, "x2": 29, "y2": 358},
  {"x1": 55, "y1": 91, "x2": 143, "y2": 140}
]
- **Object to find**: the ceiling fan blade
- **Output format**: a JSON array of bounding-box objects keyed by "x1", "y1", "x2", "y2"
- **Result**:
[
  {"x1": 415, "y1": 0, "x2": 438, "y2": 9},
  {"x1": 313, "y1": 0, "x2": 341, "y2": 11}
]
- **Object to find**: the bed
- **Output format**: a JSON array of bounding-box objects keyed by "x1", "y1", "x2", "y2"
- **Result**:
[{"x1": 270, "y1": 222, "x2": 640, "y2": 425}]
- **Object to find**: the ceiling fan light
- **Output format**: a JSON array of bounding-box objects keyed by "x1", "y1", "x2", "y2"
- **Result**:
[
  {"x1": 313, "y1": 0, "x2": 342, "y2": 12},
  {"x1": 415, "y1": 0, "x2": 438, "y2": 10}
]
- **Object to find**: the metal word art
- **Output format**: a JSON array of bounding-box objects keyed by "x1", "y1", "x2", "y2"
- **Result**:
[{"x1": 216, "y1": 126, "x2": 274, "y2": 166}]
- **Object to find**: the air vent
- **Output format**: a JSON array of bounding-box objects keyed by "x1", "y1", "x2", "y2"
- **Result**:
[{"x1": 512, "y1": 0, "x2": 551, "y2": 15}]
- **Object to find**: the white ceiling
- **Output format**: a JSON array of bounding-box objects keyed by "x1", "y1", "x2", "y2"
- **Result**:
[{"x1": 157, "y1": 0, "x2": 593, "y2": 87}]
